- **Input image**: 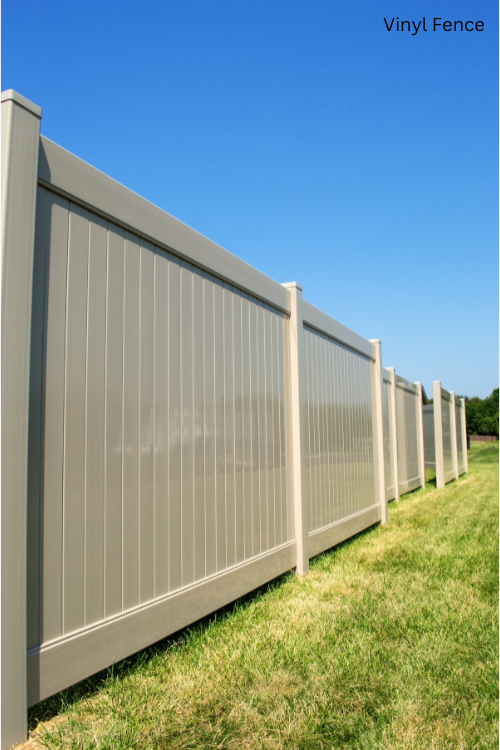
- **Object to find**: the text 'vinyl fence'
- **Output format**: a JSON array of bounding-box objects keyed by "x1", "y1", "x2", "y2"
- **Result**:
[{"x1": 1, "y1": 90, "x2": 467, "y2": 749}]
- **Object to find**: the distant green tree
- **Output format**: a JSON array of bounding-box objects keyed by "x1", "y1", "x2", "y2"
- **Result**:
[{"x1": 462, "y1": 388, "x2": 499, "y2": 436}]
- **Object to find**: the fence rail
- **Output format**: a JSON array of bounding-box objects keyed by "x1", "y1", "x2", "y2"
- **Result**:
[{"x1": 0, "y1": 90, "x2": 467, "y2": 749}]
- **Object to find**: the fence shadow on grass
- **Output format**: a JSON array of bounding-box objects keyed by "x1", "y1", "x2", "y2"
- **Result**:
[
  {"x1": 28, "y1": 467, "x2": 448, "y2": 730},
  {"x1": 28, "y1": 569, "x2": 295, "y2": 729}
]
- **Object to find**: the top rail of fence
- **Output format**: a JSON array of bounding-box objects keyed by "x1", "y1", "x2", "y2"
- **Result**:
[
  {"x1": 395, "y1": 374, "x2": 418, "y2": 394},
  {"x1": 301, "y1": 299, "x2": 374, "y2": 359},
  {"x1": 38, "y1": 136, "x2": 290, "y2": 315}
]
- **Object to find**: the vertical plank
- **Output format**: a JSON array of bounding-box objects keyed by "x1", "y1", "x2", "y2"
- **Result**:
[
  {"x1": 214, "y1": 280, "x2": 226, "y2": 570},
  {"x1": 319, "y1": 335, "x2": 327, "y2": 527},
  {"x1": 27, "y1": 187, "x2": 48, "y2": 649},
  {"x1": 305, "y1": 331, "x2": 313, "y2": 531},
  {"x1": 223, "y1": 284, "x2": 235, "y2": 568},
  {"x1": 326, "y1": 340, "x2": 336, "y2": 522},
  {"x1": 84, "y1": 214, "x2": 107, "y2": 626},
  {"x1": 105, "y1": 226, "x2": 124, "y2": 618},
  {"x1": 357, "y1": 355, "x2": 366, "y2": 511},
  {"x1": 327, "y1": 340, "x2": 339, "y2": 523},
  {"x1": 193, "y1": 269, "x2": 205, "y2": 581},
  {"x1": 257, "y1": 303, "x2": 268, "y2": 551},
  {"x1": 276, "y1": 314, "x2": 287, "y2": 543},
  {"x1": 351, "y1": 353, "x2": 359, "y2": 514},
  {"x1": 241, "y1": 295, "x2": 252, "y2": 559},
  {"x1": 362, "y1": 356, "x2": 372, "y2": 507},
  {"x1": 122, "y1": 233, "x2": 140, "y2": 612},
  {"x1": 168, "y1": 256, "x2": 182, "y2": 590},
  {"x1": 338, "y1": 344, "x2": 347, "y2": 521},
  {"x1": 154, "y1": 248, "x2": 169, "y2": 597},
  {"x1": 348, "y1": 347, "x2": 355, "y2": 516},
  {"x1": 348, "y1": 351, "x2": 356, "y2": 513},
  {"x1": 324, "y1": 338, "x2": 334, "y2": 524},
  {"x1": 272, "y1": 313, "x2": 282, "y2": 547},
  {"x1": 282, "y1": 312, "x2": 295, "y2": 544},
  {"x1": 203, "y1": 274, "x2": 216, "y2": 577},
  {"x1": 313, "y1": 333, "x2": 321, "y2": 529},
  {"x1": 369, "y1": 340, "x2": 387, "y2": 524},
  {"x1": 233, "y1": 292, "x2": 244, "y2": 564},
  {"x1": 41, "y1": 193, "x2": 69, "y2": 643},
  {"x1": 140, "y1": 243, "x2": 155, "y2": 602},
  {"x1": 249, "y1": 299, "x2": 260, "y2": 557},
  {"x1": 312, "y1": 333, "x2": 321, "y2": 530},
  {"x1": 62, "y1": 204, "x2": 89, "y2": 635},
  {"x1": 181, "y1": 262, "x2": 194, "y2": 586},
  {"x1": 264, "y1": 307, "x2": 275, "y2": 549}
]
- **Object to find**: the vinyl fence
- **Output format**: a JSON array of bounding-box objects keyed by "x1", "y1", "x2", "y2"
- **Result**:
[
  {"x1": 0, "y1": 90, "x2": 466, "y2": 749},
  {"x1": 423, "y1": 405, "x2": 436, "y2": 469},
  {"x1": 395, "y1": 375, "x2": 425, "y2": 496},
  {"x1": 428, "y1": 382, "x2": 468, "y2": 488},
  {"x1": 382, "y1": 368, "x2": 398, "y2": 502},
  {"x1": 380, "y1": 369, "x2": 425, "y2": 502}
]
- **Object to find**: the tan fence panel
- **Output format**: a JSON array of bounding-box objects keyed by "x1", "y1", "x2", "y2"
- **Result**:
[
  {"x1": 441, "y1": 389, "x2": 455, "y2": 484},
  {"x1": 304, "y1": 326, "x2": 376, "y2": 531},
  {"x1": 299, "y1": 302, "x2": 385, "y2": 559},
  {"x1": 395, "y1": 375, "x2": 423, "y2": 495},
  {"x1": 455, "y1": 398, "x2": 466, "y2": 475},
  {"x1": 432, "y1": 382, "x2": 467, "y2": 488},
  {"x1": 382, "y1": 369, "x2": 397, "y2": 501},
  {"x1": 25, "y1": 143, "x2": 296, "y2": 708},
  {"x1": 423, "y1": 405, "x2": 436, "y2": 469}
]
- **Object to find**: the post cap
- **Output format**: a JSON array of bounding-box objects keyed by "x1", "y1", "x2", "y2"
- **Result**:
[
  {"x1": 1, "y1": 90, "x2": 42, "y2": 119},
  {"x1": 281, "y1": 282, "x2": 302, "y2": 291}
]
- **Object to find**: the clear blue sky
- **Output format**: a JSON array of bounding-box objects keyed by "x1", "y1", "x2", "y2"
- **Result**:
[{"x1": 3, "y1": 0, "x2": 498, "y2": 398}]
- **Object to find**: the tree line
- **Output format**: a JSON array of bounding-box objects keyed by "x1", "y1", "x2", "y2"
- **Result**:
[{"x1": 460, "y1": 389, "x2": 499, "y2": 436}]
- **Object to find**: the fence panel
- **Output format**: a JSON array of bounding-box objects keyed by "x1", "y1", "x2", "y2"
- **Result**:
[
  {"x1": 432, "y1": 382, "x2": 468, "y2": 488},
  {"x1": 300, "y1": 303, "x2": 385, "y2": 559},
  {"x1": 382, "y1": 369, "x2": 397, "y2": 501},
  {"x1": 395, "y1": 375, "x2": 424, "y2": 495},
  {"x1": 423, "y1": 405, "x2": 436, "y2": 469},
  {"x1": 304, "y1": 326, "x2": 375, "y2": 530},
  {"x1": 455, "y1": 398, "x2": 467, "y2": 475},
  {"x1": 25, "y1": 139, "x2": 297, "y2": 709},
  {"x1": 441, "y1": 389, "x2": 455, "y2": 484}
]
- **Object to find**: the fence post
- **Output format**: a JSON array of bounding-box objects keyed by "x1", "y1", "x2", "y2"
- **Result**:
[
  {"x1": 369, "y1": 340, "x2": 388, "y2": 525},
  {"x1": 1, "y1": 90, "x2": 41, "y2": 749},
  {"x1": 387, "y1": 367, "x2": 400, "y2": 501},
  {"x1": 282, "y1": 283, "x2": 309, "y2": 575},
  {"x1": 415, "y1": 382, "x2": 426, "y2": 489},
  {"x1": 461, "y1": 398, "x2": 468, "y2": 473},
  {"x1": 433, "y1": 381, "x2": 445, "y2": 489},
  {"x1": 450, "y1": 391, "x2": 459, "y2": 480}
]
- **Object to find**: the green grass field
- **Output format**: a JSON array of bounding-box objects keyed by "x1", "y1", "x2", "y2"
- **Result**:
[{"x1": 28, "y1": 442, "x2": 498, "y2": 749}]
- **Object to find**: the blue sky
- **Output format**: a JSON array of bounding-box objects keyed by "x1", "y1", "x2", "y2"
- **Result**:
[{"x1": 3, "y1": 0, "x2": 498, "y2": 398}]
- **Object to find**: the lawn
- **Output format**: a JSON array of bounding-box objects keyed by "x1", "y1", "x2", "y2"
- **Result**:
[{"x1": 28, "y1": 442, "x2": 498, "y2": 749}]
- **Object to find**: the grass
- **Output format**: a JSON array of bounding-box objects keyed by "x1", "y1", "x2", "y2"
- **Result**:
[{"x1": 28, "y1": 443, "x2": 498, "y2": 749}]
